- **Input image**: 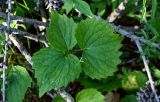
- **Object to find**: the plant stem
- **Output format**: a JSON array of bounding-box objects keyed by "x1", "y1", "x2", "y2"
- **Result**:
[{"x1": 2, "y1": 0, "x2": 11, "y2": 101}]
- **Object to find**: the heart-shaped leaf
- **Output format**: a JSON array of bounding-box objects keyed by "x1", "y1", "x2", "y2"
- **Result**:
[
  {"x1": 32, "y1": 48, "x2": 81, "y2": 96},
  {"x1": 76, "y1": 18, "x2": 122, "y2": 79}
]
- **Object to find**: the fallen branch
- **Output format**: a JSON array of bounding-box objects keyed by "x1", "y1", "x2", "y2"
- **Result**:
[
  {"x1": 9, "y1": 34, "x2": 32, "y2": 65},
  {"x1": 0, "y1": 24, "x2": 48, "y2": 46},
  {"x1": 0, "y1": 12, "x2": 48, "y2": 27},
  {"x1": 135, "y1": 40, "x2": 160, "y2": 102},
  {"x1": 109, "y1": 23, "x2": 160, "y2": 50},
  {"x1": 56, "y1": 89, "x2": 74, "y2": 102}
]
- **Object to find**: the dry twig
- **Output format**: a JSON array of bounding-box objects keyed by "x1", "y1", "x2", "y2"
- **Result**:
[
  {"x1": 0, "y1": 12, "x2": 48, "y2": 27},
  {"x1": 135, "y1": 40, "x2": 159, "y2": 102},
  {"x1": 1, "y1": 0, "x2": 11, "y2": 101},
  {"x1": 107, "y1": 0, "x2": 128, "y2": 22}
]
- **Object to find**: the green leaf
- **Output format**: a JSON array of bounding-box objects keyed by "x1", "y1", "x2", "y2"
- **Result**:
[
  {"x1": 63, "y1": 0, "x2": 74, "y2": 14},
  {"x1": 122, "y1": 71, "x2": 147, "y2": 91},
  {"x1": 52, "y1": 95, "x2": 66, "y2": 102},
  {"x1": 155, "y1": 79, "x2": 160, "y2": 86},
  {"x1": 120, "y1": 95, "x2": 137, "y2": 102},
  {"x1": 14, "y1": 5, "x2": 25, "y2": 16},
  {"x1": 74, "y1": 0, "x2": 94, "y2": 18},
  {"x1": 46, "y1": 12, "x2": 77, "y2": 52},
  {"x1": 78, "y1": 77, "x2": 121, "y2": 92},
  {"x1": 90, "y1": 1, "x2": 106, "y2": 16},
  {"x1": 6, "y1": 66, "x2": 32, "y2": 102},
  {"x1": 32, "y1": 48, "x2": 81, "y2": 96},
  {"x1": 76, "y1": 89, "x2": 105, "y2": 102},
  {"x1": 153, "y1": 67, "x2": 160, "y2": 78},
  {"x1": 76, "y1": 18, "x2": 122, "y2": 79},
  {"x1": 63, "y1": 0, "x2": 94, "y2": 17},
  {"x1": 151, "y1": 17, "x2": 160, "y2": 34},
  {"x1": 0, "y1": 35, "x2": 5, "y2": 53},
  {"x1": 25, "y1": 0, "x2": 36, "y2": 10}
]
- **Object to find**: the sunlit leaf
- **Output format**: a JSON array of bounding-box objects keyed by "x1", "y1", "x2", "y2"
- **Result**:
[{"x1": 76, "y1": 89, "x2": 105, "y2": 102}]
